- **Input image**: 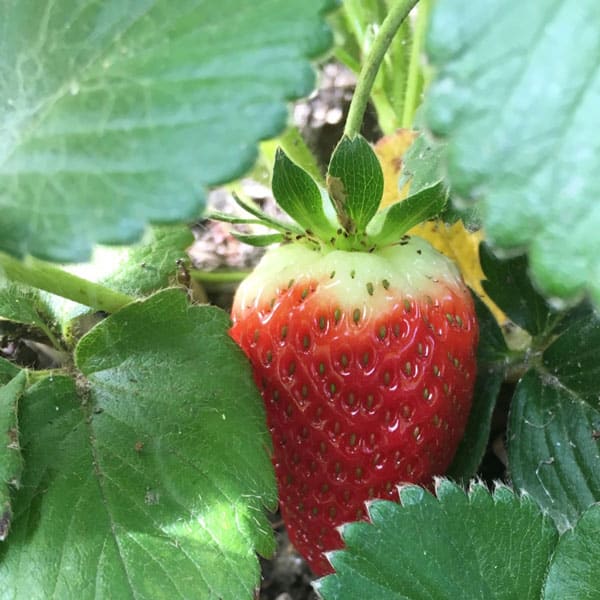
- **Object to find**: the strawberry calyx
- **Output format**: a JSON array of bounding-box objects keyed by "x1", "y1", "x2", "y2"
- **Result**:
[{"x1": 209, "y1": 133, "x2": 447, "y2": 253}]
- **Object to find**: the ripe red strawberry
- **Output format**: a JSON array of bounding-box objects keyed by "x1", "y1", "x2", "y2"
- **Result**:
[{"x1": 220, "y1": 136, "x2": 478, "y2": 575}]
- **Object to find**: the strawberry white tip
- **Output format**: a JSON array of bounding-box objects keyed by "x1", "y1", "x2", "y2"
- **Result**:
[{"x1": 233, "y1": 236, "x2": 466, "y2": 317}]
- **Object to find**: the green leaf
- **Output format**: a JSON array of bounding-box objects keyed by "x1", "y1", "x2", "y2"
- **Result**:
[
  {"x1": 0, "y1": 0, "x2": 333, "y2": 263},
  {"x1": 0, "y1": 359, "x2": 19, "y2": 386},
  {"x1": 508, "y1": 302, "x2": 600, "y2": 532},
  {"x1": 0, "y1": 282, "x2": 60, "y2": 348},
  {"x1": 100, "y1": 225, "x2": 194, "y2": 297},
  {"x1": 272, "y1": 149, "x2": 336, "y2": 240},
  {"x1": 401, "y1": 133, "x2": 444, "y2": 196},
  {"x1": 0, "y1": 371, "x2": 26, "y2": 541},
  {"x1": 366, "y1": 182, "x2": 447, "y2": 245},
  {"x1": 448, "y1": 295, "x2": 508, "y2": 480},
  {"x1": 382, "y1": 15, "x2": 412, "y2": 131},
  {"x1": 316, "y1": 480, "x2": 558, "y2": 599},
  {"x1": 0, "y1": 283, "x2": 53, "y2": 332},
  {"x1": 479, "y1": 244, "x2": 557, "y2": 336},
  {"x1": 543, "y1": 504, "x2": 600, "y2": 599},
  {"x1": 424, "y1": 0, "x2": 600, "y2": 305},
  {"x1": 0, "y1": 290, "x2": 276, "y2": 599},
  {"x1": 508, "y1": 369, "x2": 600, "y2": 531},
  {"x1": 327, "y1": 135, "x2": 384, "y2": 233},
  {"x1": 541, "y1": 305, "x2": 600, "y2": 405}
]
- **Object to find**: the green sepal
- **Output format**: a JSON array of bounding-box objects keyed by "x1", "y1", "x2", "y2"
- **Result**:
[
  {"x1": 207, "y1": 211, "x2": 276, "y2": 228},
  {"x1": 0, "y1": 359, "x2": 19, "y2": 386},
  {"x1": 272, "y1": 148, "x2": 337, "y2": 240},
  {"x1": 366, "y1": 181, "x2": 447, "y2": 246},
  {"x1": 326, "y1": 135, "x2": 384, "y2": 234},
  {"x1": 232, "y1": 194, "x2": 304, "y2": 236},
  {"x1": 231, "y1": 232, "x2": 286, "y2": 247}
]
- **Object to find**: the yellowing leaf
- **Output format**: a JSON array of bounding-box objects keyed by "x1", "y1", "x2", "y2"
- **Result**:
[
  {"x1": 374, "y1": 130, "x2": 506, "y2": 324},
  {"x1": 413, "y1": 221, "x2": 507, "y2": 323}
]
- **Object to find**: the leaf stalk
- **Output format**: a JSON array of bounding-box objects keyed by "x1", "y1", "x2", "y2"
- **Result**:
[{"x1": 0, "y1": 252, "x2": 135, "y2": 314}]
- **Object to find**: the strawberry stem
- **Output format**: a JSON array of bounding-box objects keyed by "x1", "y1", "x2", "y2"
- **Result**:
[{"x1": 344, "y1": 0, "x2": 420, "y2": 139}]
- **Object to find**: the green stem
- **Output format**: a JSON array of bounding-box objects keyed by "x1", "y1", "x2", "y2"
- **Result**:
[
  {"x1": 0, "y1": 252, "x2": 135, "y2": 313},
  {"x1": 344, "y1": 0, "x2": 420, "y2": 138},
  {"x1": 190, "y1": 269, "x2": 250, "y2": 284},
  {"x1": 401, "y1": 0, "x2": 432, "y2": 128}
]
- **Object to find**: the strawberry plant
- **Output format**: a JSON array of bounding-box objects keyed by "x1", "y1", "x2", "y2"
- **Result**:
[{"x1": 1, "y1": 1, "x2": 600, "y2": 599}]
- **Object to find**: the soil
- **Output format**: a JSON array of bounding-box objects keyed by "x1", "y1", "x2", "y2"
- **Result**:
[{"x1": 259, "y1": 515, "x2": 319, "y2": 600}]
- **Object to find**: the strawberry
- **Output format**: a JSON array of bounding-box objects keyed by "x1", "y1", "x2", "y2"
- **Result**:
[{"x1": 219, "y1": 136, "x2": 478, "y2": 575}]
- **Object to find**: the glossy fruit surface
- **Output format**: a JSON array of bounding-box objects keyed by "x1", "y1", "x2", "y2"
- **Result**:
[{"x1": 231, "y1": 236, "x2": 478, "y2": 575}]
